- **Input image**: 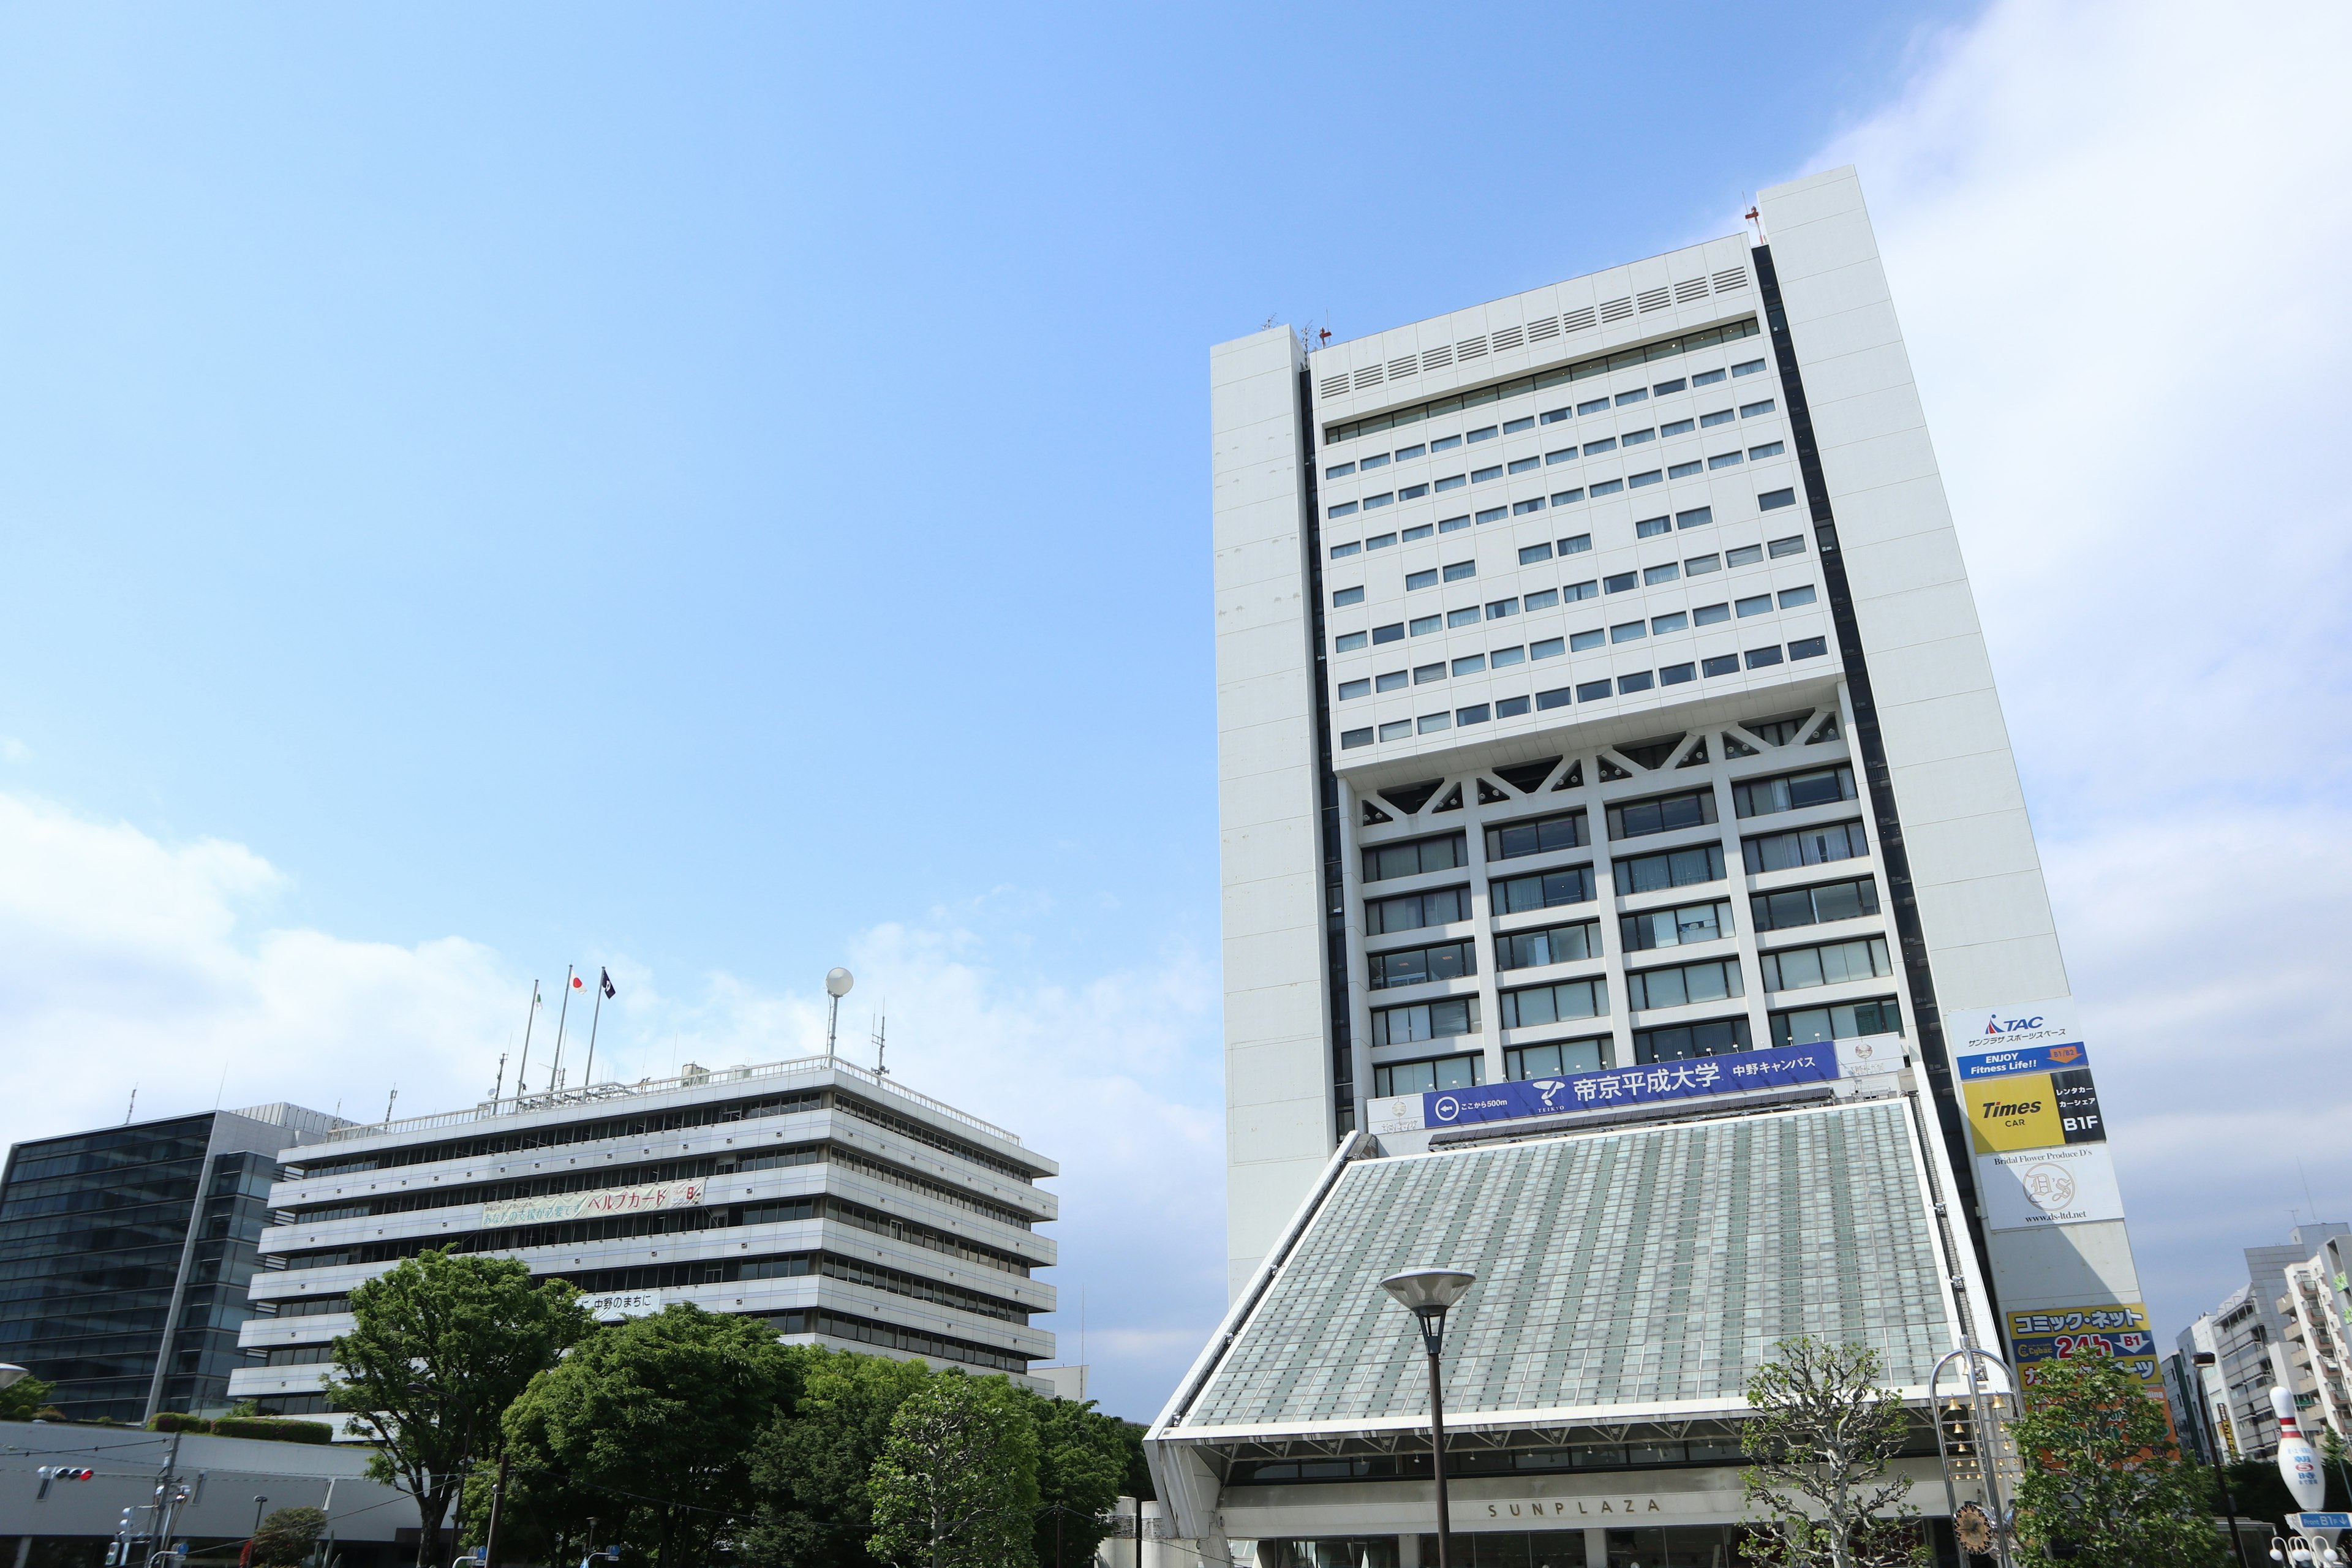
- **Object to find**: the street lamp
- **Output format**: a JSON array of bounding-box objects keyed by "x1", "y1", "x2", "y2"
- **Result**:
[
  {"x1": 0, "y1": 1363, "x2": 28, "y2": 1389},
  {"x1": 2195, "y1": 1352, "x2": 2255, "y2": 1568},
  {"x1": 1381, "y1": 1268, "x2": 1476, "y2": 1568}
]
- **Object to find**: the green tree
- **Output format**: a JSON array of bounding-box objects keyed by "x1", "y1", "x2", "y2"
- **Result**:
[
  {"x1": 502, "y1": 1304, "x2": 799, "y2": 1568},
  {"x1": 867, "y1": 1369, "x2": 1039, "y2": 1568},
  {"x1": 1009, "y1": 1389, "x2": 1129, "y2": 1568},
  {"x1": 0, "y1": 1371, "x2": 59, "y2": 1422},
  {"x1": 324, "y1": 1248, "x2": 590, "y2": 1567},
  {"x1": 742, "y1": 1349, "x2": 935, "y2": 1568},
  {"x1": 1740, "y1": 1337, "x2": 1924, "y2": 1568},
  {"x1": 2010, "y1": 1357, "x2": 2222, "y2": 1568},
  {"x1": 254, "y1": 1506, "x2": 330, "y2": 1567}
]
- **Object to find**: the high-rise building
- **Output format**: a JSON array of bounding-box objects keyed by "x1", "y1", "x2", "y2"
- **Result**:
[
  {"x1": 0, "y1": 1102, "x2": 345, "y2": 1422},
  {"x1": 1209, "y1": 165, "x2": 2146, "y2": 1368},
  {"x1": 227, "y1": 1057, "x2": 1055, "y2": 1415}
]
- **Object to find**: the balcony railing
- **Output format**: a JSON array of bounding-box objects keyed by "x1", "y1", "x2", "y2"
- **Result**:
[{"x1": 312, "y1": 1054, "x2": 1020, "y2": 1147}]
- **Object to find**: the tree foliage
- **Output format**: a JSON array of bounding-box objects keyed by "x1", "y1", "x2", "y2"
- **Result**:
[
  {"x1": 1011, "y1": 1387, "x2": 1131, "y2": 1568},
  {"x1": 0, "y1": 1370, "x2": 59, "y2": 1422},
  {"x1": 1740, "y1": 1337, "x2": 1924, "y2": 1568},
  {"x1": 2011, "y1": 1357, "x2": 2224, "y2": 1568},
  {"x1": 867, "y1": 1370, "x2": 1040, "y2": 1568},
  {"x1": 325, "y1": 1249, "x2": 590, "y2": 1567},
  {"x1": 254, "y1": 1506, "x2": 330, "y2": 1567},
  {"x1": 742, "y1": 1348, "x2": 935, "y2": 1568},
  {"x1": 502, "y1": 1305, "x2": 799, "y2": 1568}
]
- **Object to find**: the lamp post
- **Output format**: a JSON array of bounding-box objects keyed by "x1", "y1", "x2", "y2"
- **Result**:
[
  {"x1": 1381, "y1": 1268, "x2": 1476, "y2": 1568},
  {"x1": 2196, "y1": 1351, "x2": 2255, "y2": 1568},
  {"x1": 0, "y1": 1363, "x2": 27, "y2": 1390}
]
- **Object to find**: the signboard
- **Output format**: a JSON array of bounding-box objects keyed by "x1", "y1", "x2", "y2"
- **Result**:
[
  {"x1": 579, "y1": 1289, "x2": 664, "y2": 1322},
  {"x1": 1370, "y1": 1041, "x2": 1839, "y2": 1133},
  {"x1": 1978, "y1": 1143, "x2": 2125, "y2": 1230},
  {"x1": 483, "y1": 1178, "x2": 706, "y2": 1227},
  {"x1": 2008, "y1": 1302, "x2": 2160, "y2": 1387},
  {"x1": 2289, "y1": 1515, "x2": 2352, "y2": 1532},
  {"x1": 1962, "y1": 1069, "x2": 2106, "y2": 1154},
  {"x1": 1955, "y1": 1041, "x2": 2089, "y2": 1080},
  {"x1": 1942, "y1": 997, "x2": 2076, "y2": 1055}
]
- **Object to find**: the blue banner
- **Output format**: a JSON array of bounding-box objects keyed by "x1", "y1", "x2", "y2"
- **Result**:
[
  {"x1": 1954, "y1": 1041, "x2": 2090, "y2": 1080},
  {"x1": 1423, "y1": 1041, "x2": 1840, "y2": 1128}
]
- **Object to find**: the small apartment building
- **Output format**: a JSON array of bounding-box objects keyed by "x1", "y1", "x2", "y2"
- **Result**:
[
  {"x1": 228, "y1": 1057, "x2": 1055, "y2": 1414},
  {"x1": 2280, "y1": 1235, "x2": 2352, "y2": 1440}
]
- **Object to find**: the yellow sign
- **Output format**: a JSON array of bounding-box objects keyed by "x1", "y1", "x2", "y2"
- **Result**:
[{"x1": 1964, "y1": 1072, "x2": 2064, "y2": 1153}]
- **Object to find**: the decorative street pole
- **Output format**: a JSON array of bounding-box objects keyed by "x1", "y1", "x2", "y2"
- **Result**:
[{"x1": 1381, "y1": 1268, "x2": 1477, "y2": 1568}]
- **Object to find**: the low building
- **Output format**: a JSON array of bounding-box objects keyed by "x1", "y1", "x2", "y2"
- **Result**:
[
  {"x1": 0, "y1": 1417, "x2": 416, "y2": 1568},
  {"x1": 228, "y1": 1056, "x2": 1055, "y2": 1414},
  {"x1": 1148, "y1": 1055, "x2": 2002, "y2": 1564},
  {"x1": 0, "y1": 1103, "x2": 346, "y2": 1423}
]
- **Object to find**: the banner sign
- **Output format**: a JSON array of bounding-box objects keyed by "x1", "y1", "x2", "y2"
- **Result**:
[
  {"x1": 1955, "y1": 1041, "x2": 2090, "y2": 1081},
  {"x1": 483, "y1": 1178, "x2": 706, "y2": 1227},
  {"x1": 1941, "y1": 997, "x2": 2076, "y2": 1056},
  {"x1": 1978, "y1": 1144, "x2": 2124, "y2": 1231},
  {"x1": 2007, "y1": 1302, "x2": 2159, "y2": 1387},
  {"x1": 1370, "y1": 1041, "x2": 1839, "y2": 1133},
  {"x1": 579, "y1": 1289, "x2": 665, "y2": 1321}
]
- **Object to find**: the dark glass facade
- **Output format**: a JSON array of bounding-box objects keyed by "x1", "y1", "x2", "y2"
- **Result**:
[{"x1": 0, "y1": 1114, "x2": 288, "y2": 1422}]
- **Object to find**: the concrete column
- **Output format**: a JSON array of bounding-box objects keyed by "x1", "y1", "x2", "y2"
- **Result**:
[{"x1": 1583, "y1": 1528, "x2": 1608, "y2": 1568}]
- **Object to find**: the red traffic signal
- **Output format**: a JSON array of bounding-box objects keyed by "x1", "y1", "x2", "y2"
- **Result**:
[{"x1": 37, "y1": 1466, "x2": 96, "y2": 1496}]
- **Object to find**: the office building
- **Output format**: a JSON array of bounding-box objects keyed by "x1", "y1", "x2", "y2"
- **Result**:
[
  {"x1": 229, "y1": 1056, "x2": 1054, "y2": 1413},
  {"x1": 2173, "y1": 1223, "x2": 2352, "y2": 1458},
  {"x1": 1167, "y1": 165, "x2": 2150, "y2": 1554},
  {"x1": 0, "y1": 1102, "x2": 344, "y2": 1423}
]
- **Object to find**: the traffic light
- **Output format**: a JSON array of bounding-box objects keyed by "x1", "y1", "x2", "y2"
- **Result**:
[{"x1": 37, "y1": 1465, "x2": 96, "y2": 1497}]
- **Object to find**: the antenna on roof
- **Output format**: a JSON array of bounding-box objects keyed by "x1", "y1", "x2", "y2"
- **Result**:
[
  {"x1": 383, "y1": 1085, "x2": 398, "y2": 1123},
  {"x1": 872, "y1": 1014, "x2": 889, "y2": 1077},
  {"x1": 124, "y1": 1086, "x2": 137, "y2": 1126},
  {"x1": 1744, "y1": 203, "x2": 1766, "y2": 244}
]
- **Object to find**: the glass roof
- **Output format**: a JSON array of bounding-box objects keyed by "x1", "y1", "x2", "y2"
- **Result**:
[{"x1": 1178, "y1": 1100, "x2": 1954, "y2": 1431}]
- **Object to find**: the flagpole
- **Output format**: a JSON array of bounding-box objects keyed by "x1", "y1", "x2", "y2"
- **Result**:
[
  {"x1": 582, "y1": 972, "x2": 606, "y2": 1088},
  {"x1": 549, "y1": 965, "x2": 575, "y2": 1091},
  {"x1": 514, "y1": 981, "x2": 541, "y2": 1110}
]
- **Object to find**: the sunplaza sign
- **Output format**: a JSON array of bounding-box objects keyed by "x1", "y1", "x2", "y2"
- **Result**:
[{"x1": 1367, "y1": 1039, "x2": 1868, "y2": 1134}]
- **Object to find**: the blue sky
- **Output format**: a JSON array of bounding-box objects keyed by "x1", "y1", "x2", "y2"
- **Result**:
[{"x1": 4, "y1": 0, "x2": 2348, "y2": 1423}]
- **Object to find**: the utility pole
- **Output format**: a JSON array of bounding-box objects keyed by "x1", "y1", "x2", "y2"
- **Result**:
[{"x1": 481, "y1": 1450, "x2": 512, "y2": 1568}]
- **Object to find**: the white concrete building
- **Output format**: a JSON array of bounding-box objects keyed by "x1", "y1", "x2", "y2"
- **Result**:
[
  {"x1": 227, "y1": 1056, "x2": 1055, "y2": 1414},
  {"x1": 1180, "y1": 165, "x2": 2151, "y2": 1555}
]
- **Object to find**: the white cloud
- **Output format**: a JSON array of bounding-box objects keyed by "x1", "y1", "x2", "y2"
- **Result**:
[
  {"x1": 0, "y1": 790, "x2": 1223, "y2": 1422},
  {"x1": 1799, "y1": 0, "x2": 2352, "y2": 1336}
]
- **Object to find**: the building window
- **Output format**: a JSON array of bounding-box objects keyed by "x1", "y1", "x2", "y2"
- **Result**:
[
  {"x1": 1742, "y1": 820, "x2": 1869, "y2": 875},
  {"x1": 1485, "y1": 810, "x2": 1588, "y2": 862},
  {"x1": 1770, "y1": 997, "x2": 1904, "y2": 1047},
  {"x1": 1644, "y1": 563, "x2": 1679, "y2": 584},
  {"x1": 1751, "y1": 876, "x2": 1880, "y2": 933},
  {"x1": 1491, "y1": 864, "x2": 1597, "y2": 914},
  {"x1": 1686, "y1": 554, "x2": 1721, "y2": 576},
  {"x1": 1373, "y1": 623, "x2": 1404, "y2": 644},
  {"x1": 1760, "y1": 937, "x2": 1893, "y2": 993},
  {"x1": 1653, "y1": 612, "x2": 1688, "y2": 635},
  {"x1": 1333, "y1": 586, "x2": 1365, "y2": 607},
  {"x1": 1496, "y1": 921, "x2": 1600, "y2": 970},
  {"x1": 1506, "y1": 1036, "x2": 1609, "y2": 1079},
  {"x1": 1740, "y1": 400, "x2": 1776, "y2": 418},
  {"x1": 1338, "y1": 679, "x2": 1371, "y2": 700},
  {"x1": 1621, "y1": 899, "x2": 1732, "y2": 952},
  {"x1": 1418, "y1": 712, "x2": 1450, "y2": 733},
  {"x1": 1613, "y1": 843, "x2": 1727, "y2": 896},
  {"x1": 1366, "y1": 885, "x2": 1472, "y2": 935},
  {"x1": 1379, "y1": 720, "x2": 1412, "y2": 741},
  {"x1": 1637, "y1": 517, "x2": 1672, "y2": 539},
  {"x1": 1499, "y1": 978, "x2": 1607, "y2": 1028},
  {"x1": 1779, "y1": 585, "x2": 1817, "y2": 608},
  {"x1": 1408, "y1": 569, "x2": 1438, "y2": 591},
  {"x1": 1758, "y1": 488, "x2": 1798, "y2": 511},
  {"x1": 1746, "y1": 646, "x2": 1784, "y2": 668},
  {"x1": 1726, "y1": 544, "x2": 1763, "y2": 566},
  {"x1": 1731, "y1": 765, "x2": 1857, "y2": 820},
  {"x1": 1702, "y1": 654, "x2": 1740, "y2": 677},
  {"x1": 1373, "y1": 1052, "x2": 1485, "y2": 1098},
  {"x1": 1626, "y1": 957, "x2": 1743, "y2": 1010},
  {"x1": 1607, "y1": 788, "x2": 1719, "y2": 841},
  {"x1": 1790, "y1": 636, "x2": 1829, "y2": 660},
  {"x1": 1768, "y1": 534, "x2": 1807, "y2": 557},
  {"x1": 1367, "y1": 940, "x2": 1477, "y2": 990},
  {"x1": 1336, "y1": 631, "x2": 1368, "y2": 652},
  {"x1": 1634, "y1": 1016, "x2": 1754, "y2": 1063},
  {"x1": 1363, "y1": 832, "x2": 1468, "y2": 883},
  {"x1": 1520, "y1": 543, "x2": 1553, "y2": 564},
  {"x1": 1447, "y1": 606, "x2": 1481, "y2": 627},
  {"x1": 1414, "y1": 663, "x2": 1446, "y2": 684},
  {"x1": 1496, "y1": 695, "x2": 1531, "y2": 717},
  {"x1": 1371, "y1": 996, "x2": 1481, "y2": 1045},
  {"x1": 1341, "y1": 728, "x2": 1373, "y2": 748}
]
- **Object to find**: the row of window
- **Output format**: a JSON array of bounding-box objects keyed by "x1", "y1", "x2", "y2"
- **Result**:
[
  {"x1": 1336, "y1": 586, "x2": 1817, "y2": 680},
  {"x1": 1331, "y1": 466, "x2": 1795, "y2": 521},
  {"x1": 1325, "y1": 399, "x2": 1779, "y2": 483},
  {"x1": 1339, "y1": 639, "x2": 1832, "y2": 746},
  {"x1": 1366, "y1": 992, "x2": 1905, "y2": 1096},
  {"x1": 1320, "y1": 318, "x2": 1765, "y2": 447},
  {"x1": 1331, "y1": 537, "x2": 1809, "y2": 650},
  {"x1": 1325, "y1": 499, "x2": 1726, "y2": 564},
  {"x1": 1368, "y1": 870, "x2": 1878, "y2": 942}
]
